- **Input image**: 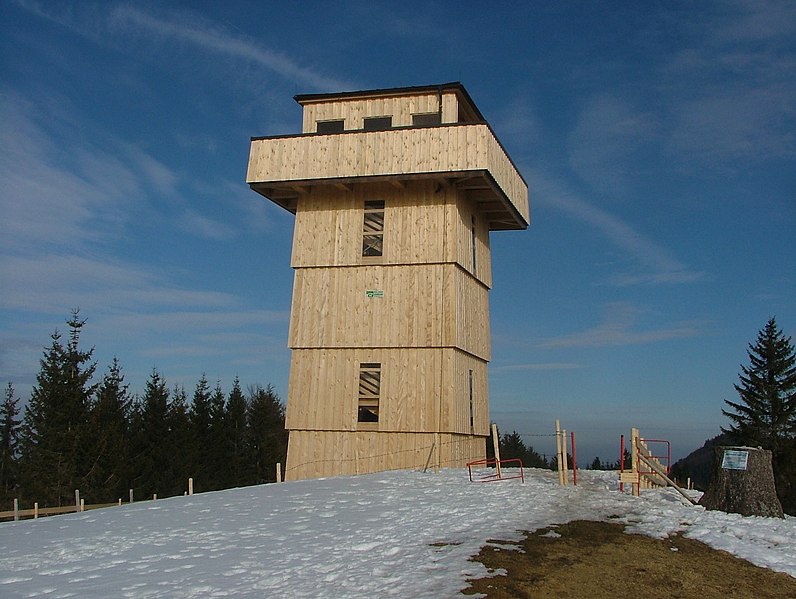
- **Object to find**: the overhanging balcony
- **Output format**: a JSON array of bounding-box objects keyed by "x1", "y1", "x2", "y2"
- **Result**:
[{"x1": 247, "y1": 123, "x2": 529, "y2": 230}]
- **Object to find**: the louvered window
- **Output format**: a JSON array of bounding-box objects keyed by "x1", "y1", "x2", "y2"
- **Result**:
[
  {"x1": 358, "y1": 363, "x2": 381, "y2": 424},
  {"x1": 362, "y1": 200, "x2": 385, "y2": 257}
]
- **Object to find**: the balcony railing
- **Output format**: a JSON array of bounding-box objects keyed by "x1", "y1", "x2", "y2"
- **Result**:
[{"x1": 247, "y1": 123, "x2": 529, "y2": 230}]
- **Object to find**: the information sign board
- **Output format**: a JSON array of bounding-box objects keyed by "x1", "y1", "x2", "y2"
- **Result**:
[{"x1": 721, "y1": 449, "x2": 749, "y2": 470}]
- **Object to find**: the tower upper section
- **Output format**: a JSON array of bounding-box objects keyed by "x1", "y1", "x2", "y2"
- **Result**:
[{"x1": 246, "y1": 82, "x2": 529, "y2": 231}]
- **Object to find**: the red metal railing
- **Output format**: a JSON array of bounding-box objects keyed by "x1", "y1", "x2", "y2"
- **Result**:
[
  {"x1": 467, "y1": 458, "x2": 525, "y2": 483},
  {"x1": 638, "y1": 438, "x2": 671, "y2": 474}
]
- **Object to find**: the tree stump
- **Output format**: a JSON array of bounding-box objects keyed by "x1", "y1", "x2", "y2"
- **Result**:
[{"x1": 698, "y1": 446, "x2": 783, "y2": 518}]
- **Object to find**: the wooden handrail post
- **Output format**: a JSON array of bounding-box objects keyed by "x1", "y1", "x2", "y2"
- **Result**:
[{"x1": 631, "y1": 427, "x2": 640, "y2": 497}]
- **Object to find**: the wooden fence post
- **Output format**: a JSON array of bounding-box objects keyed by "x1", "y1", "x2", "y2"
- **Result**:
[
  {"x1": 571, "y1": 431, "x2": 578, "y2": 486},
  {"x1": 75, "y1": 489, "x2": 80, "y2": 512},
  {"x1": 555, "y1": 420, "x2": 565, "y2": 486},
  {"x1": 13, "y1": 498, "x2": 18, "y2": 521},
  {"x1": 188, "y1": 477, "x2": 194, "y2": 495},
  {"x1": 276, "y1": 463, "x2": 282, "y2": 483},
  {"x1": 34, "y1": 502, "x2": 38, "y2": 519}
]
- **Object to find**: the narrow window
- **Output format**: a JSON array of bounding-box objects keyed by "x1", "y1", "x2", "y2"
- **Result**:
[
  {"x1": 316, "y1": 119, "x2": 344, "y2": 134},
  {"x1": 468, "y1": 369, "x2": 475, "y2": 432},
  {"x1": 412, "y1": 112, "x2": 441, "y2": 127},
  {"x1": 362, "y1": 200, "x2": 385, "y2": 257},
  {"x1": 363, "y1": 116, "x2": 392, "y2": 131},
  {"x1": 471, "y1": 215, "x2": 478, "y2": 275},
  {"x1": 358, "y1": 363, "x2": 381, "y2": 424}
]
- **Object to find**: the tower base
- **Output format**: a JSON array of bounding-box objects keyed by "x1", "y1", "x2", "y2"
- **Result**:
[{"x1": 284, "y1": 430, "x2": 487, "y2": 481}]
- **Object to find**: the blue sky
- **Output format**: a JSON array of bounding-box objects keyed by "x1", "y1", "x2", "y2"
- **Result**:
[{"x1": 1, "y1": 0, "x2": 794, "y2": 464}]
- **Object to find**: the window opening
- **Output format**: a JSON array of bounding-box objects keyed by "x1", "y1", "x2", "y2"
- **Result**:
[
  {"x1": 362, "y1": 200, "x2": 385, "y2": 257},
  {"x1": 363, "y1": 116, "x2": 392, "y2": 131},
  {"x1": 316, "y1": 119, "x2": 344, "y2": 134},
  {"x1": 471, "y1": 215, "x2": 478, "y2": 275},
  {"x1": 358, "y1": 363, "x2": 381, "y2": 423},
  {"x1": 412, "y1": 112, "x2": 441, "y2": 127},
  {"x1": 468, "y1": 369, "x2": 475, "y2": 431}
]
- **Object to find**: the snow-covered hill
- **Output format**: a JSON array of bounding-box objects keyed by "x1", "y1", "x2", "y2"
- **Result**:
[{"x1": 0, "y1": 469, "x2": 794, "y2": 598}]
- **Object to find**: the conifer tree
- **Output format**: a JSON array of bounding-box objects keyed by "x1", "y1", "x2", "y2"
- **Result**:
[
  {"x1": 723, "y1": 317, "x2": 796, "y2": 450},
  {"x1": 168, "y1": 384, "x2": 192, "y2": 497},
  {"x1": 723, "y1": 317, "x2": 796, "y2": 513},
  {"x1": 131, "y1": 369, "x2": 172, "y2": 499},
  {"x1": 225, "y1": 377, "x2": 250, "y2": 487},
  {"x1": 19, "y1": 310, "x2": 97, "y2": 505},
  {"x1": 206, "y1": 382, "x2": 228, "y2": 490},
  {"x1": 247, "y1": 384, "x2": 287, "y2": 483},
  {"x1": 85, "y1": 357, "x2": 132, "y2": 502},
  {"x1": 0, "y1": 382, "x2": 21, "y2": 501},
  {"x1": 189, "y1": 374, "x2": 212, "y2": 489}
]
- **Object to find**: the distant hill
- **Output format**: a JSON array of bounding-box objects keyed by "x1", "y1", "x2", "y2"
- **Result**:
[{"x1": 670, "y1": 432, "x2": 733, "y2": 491}]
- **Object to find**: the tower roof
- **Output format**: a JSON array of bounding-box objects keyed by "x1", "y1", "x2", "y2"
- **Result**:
[{"x1": 293, "y1": 82, "x2": 486, "y2": 123}]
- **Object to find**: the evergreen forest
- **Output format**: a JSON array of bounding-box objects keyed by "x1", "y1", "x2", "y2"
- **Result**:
[{"x1": 0, "y1": 311, "x2": 287, "y2": 508}]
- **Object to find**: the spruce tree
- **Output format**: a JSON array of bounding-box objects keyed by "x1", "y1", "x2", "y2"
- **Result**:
[
  {"x1": 225, "y1": 377, "x2": 250, "y2": 488},
  {"x1": 168, "y1": 384, "x2": 192, "y2": 497},
  {"x1": 85, "y1": 357, "x2": 132, "y2": 502},
  {"x1": 722, "y1": 317, "x2": 796, "y2": 513},
  {"x1": 247, "y1": 384, "x2": 287, "y2": 483},
  {"x1": 19, "y1": 310, "x2": 97, "y2": 505},
  {"x1": 189, "y1": 374, "x2": 212, "y2": 490},
  {"x1": 0, "y1": 382, "x2": 21, "y2": 501},
  {"x1": 132, "y1": 369, "x2": 172, "y2": 499},
  {"x1": 206, "y1": 382, "x2": 228, "y2": 490},
  {"x1": 723, "y1": 317, "x2": 796, "y2": 449}
]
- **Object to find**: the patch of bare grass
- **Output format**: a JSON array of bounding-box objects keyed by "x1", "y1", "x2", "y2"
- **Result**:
[{"x1": 463, "y1": 520, "x2": 796, "y2": 598}]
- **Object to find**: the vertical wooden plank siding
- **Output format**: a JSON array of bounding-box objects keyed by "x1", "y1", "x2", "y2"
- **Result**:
[
  {"x1": 284, "y1": 430, "x2": 486, "y2": 480},
  {"x1": 259, "y1": 86, "x2": 530, "y2": 481},
  {"x1": 247, "y1": 125, "x2": 529, "y2": 227},
  {"x1": 302, "y1": 92, "x2": 445, "y2": 132},
  {"x1": 285, "y1": 348, "x2": 487, "y2": 436}
]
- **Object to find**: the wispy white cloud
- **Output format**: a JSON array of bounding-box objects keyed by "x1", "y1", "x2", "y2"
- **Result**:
[
  {"x1": 14, "y1": 0, "x2": 352, "y2": 92},
  {"x1": 537, "y1": 302, "x2": 701, "y2": 349},
  {"x1": 527, "y1": 168, "x2": 704, "y2": 285},
  {"x1": 491, "y1": 363, "x2": 582, "y2": 373},
  {"x1": 567, "y1": 94, "x2": 658, "y2": 195},
  {"x1": 658, "y1": 1, "x2": 796, "y2": 167}
]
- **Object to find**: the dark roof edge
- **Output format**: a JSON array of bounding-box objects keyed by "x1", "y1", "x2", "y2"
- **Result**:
[{"x1": 294, "y1": 82, "x2": 485, "y2": 121}]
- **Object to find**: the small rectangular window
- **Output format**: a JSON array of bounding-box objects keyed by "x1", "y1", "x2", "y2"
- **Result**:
[
  {"x1": 471, "y1": 215, "x2": 477, "y2": 275},
  {"x1": 316, "y1": 120, "x2": 344, "y2": 134},
  {"x1": 468, "y1": 369, "x2": 474, "y2": 431},
  {"x1": 362, "y1": 200, "x2": 385, "y2": 257},
  {"x1": 358, "y1": 362, "x2": 381, "y2": 424},
  {"x1": 363, "y1": 116, "x2": 392, "y2": 131},
  {"x1": 412, "y1": 112, "x2": 441, "y2": 127}
]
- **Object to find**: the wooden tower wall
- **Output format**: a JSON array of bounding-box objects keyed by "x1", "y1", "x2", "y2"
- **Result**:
[{"x1": 246, "y1": 83, "x2": 529, "y2": 481}]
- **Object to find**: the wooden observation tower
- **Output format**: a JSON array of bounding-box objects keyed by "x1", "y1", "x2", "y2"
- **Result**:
[{"x1": 246, "y1": 83, "x2": 529, "y2": 480}]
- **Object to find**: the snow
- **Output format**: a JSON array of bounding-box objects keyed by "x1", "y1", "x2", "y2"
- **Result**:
[{"x1": 0, "y1": 468, "x2": 794, "y2": 598}]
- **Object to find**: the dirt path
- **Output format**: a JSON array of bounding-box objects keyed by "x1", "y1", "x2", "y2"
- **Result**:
[{"x1": 463, "y1": 520, "x2": 796, "y2": 598}]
